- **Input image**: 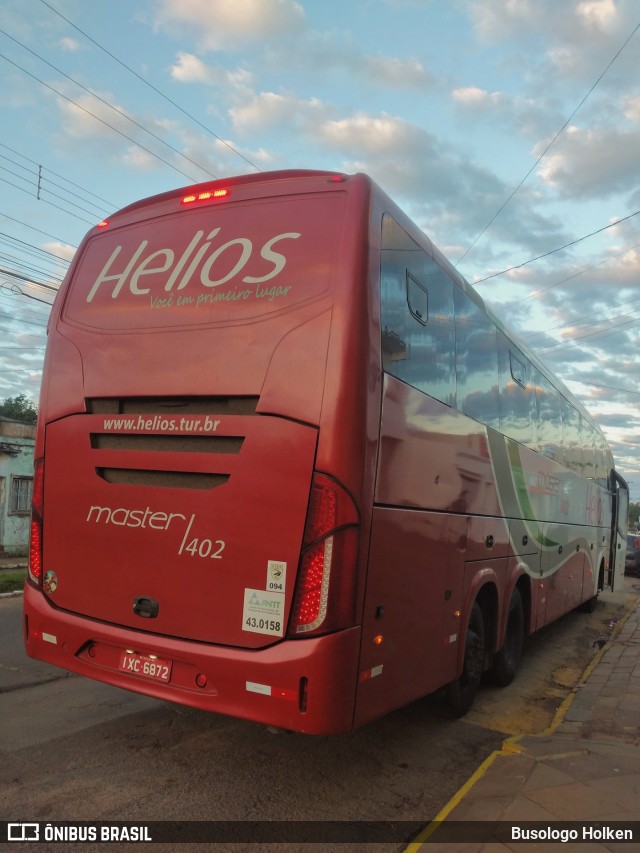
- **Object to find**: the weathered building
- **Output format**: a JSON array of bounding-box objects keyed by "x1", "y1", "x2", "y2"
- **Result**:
[{"x1": 0, "y1": 417, "x2": 36, "y2": 556}]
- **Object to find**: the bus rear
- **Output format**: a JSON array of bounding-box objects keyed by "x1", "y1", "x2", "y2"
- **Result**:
[{"x1": 24, "y1": 171, "x2": 376, "y2": 735}]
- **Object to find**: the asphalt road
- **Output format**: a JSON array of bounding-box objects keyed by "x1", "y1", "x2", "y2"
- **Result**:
[{"x1": 1, "y1": 581, "x2": 637, "y2": 851}]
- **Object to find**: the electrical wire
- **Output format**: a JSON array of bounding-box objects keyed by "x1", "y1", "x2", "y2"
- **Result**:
[
  {"x1": 0, "y1": 28, "x2": 219, "y2": 183},
  {"x1": 0, "y1": 160, "x2": 107, "y2": 220},
  {"x1": 0, "y1": 232, "x2": 70, "y2": 265},
  {"x1": 537, "y1": 313, "x2": 640, "y2": 354},
  {"x1": 0, "y1": 212, "x2": 76, "y2": 248},
  {"x1": 522, "y1": 299, "x2": 640, "y2": 348},
  {"x1": 0, "y1": 142, "x2": 116, "y2": 209},
  {"x1": 0, "y1": 174, "x2": 96, "y2": 226},
  {"x1": 0, "y1": 52, "x2": 203, "y2": 185},
  {"x1": 456, "y1": 18, "x2": 640, "y2": 266},
  {"x1": 503, "y1": 241, "x2": 640, "y2": 309},
  {"x1": 563, "y1": 378, "x2": 640, "y2": 397},
  {"x1": 473, "y1": 209, "x2": 640, "y2": 284},
  {"x1": 39, "y1": 0, "x2": 261, "y2": 173}
]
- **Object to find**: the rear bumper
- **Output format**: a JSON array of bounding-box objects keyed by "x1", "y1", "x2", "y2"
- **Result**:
[{"x1": 23, "y1": 583, "x2": 361, "y2": 734}]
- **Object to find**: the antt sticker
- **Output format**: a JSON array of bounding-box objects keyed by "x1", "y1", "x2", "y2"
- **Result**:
[{"x1": 242, "y1": 588, "x2": 285, "y2": 637}]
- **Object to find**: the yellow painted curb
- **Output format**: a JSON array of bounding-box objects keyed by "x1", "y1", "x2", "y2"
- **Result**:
[{"x1": 403, "y1": 597, "x2": 638, "y2": 852}]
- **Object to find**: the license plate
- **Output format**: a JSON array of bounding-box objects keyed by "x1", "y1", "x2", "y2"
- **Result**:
[{"x1": 119, "y1": 651, "x2": 172, "y2": 683}]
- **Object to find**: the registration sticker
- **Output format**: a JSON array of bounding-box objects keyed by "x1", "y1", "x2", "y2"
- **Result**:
[
  {"x1": 243, "y1": 588, "x2": 285, "y2": 636},
  {"x1": 266, "y1": 559, "x2": 287, "y2": 592}
]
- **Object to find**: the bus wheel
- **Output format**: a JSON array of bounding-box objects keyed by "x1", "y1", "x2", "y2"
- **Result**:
[
  {"x1": 579, "y1": 594, "x2": 598, "y2": 613},
  {"x1": 492, "y1": 588, "x2": 524, "y2": 687},
  {"x1": 446, "y1": 602, "x2": 485, "y2": 717}
]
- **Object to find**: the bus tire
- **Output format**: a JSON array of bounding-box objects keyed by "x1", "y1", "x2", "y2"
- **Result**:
[
  {"x1": 579, "y1": 593, "x2": 598, "y2": 613},
  {"x1": 446, "y1": 602, "x2": 485, "y2": 717},
  {"x1": 492, "y1": 588, "x2": 524, "y2": 687}
]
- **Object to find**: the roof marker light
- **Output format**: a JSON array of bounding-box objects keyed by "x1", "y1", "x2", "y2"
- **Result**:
[
  {"x1": 97, "y1": 220, "x2": 109, "y2": 228},
  {"x1": 181, "y1": 188, "x2": 230, "y2": 206}
]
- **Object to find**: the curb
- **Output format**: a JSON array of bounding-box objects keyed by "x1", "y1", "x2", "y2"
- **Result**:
[
  {"x1": 403, "y1": 597, "x2": 639, "y2": 851},
  {"x1": 0, "y1": 589, "x2": 23, "y2": 599}
]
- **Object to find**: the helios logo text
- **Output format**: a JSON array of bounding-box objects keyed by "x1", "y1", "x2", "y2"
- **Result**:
[{"x1": 86, "y1": 228, "x2": 301, "y2": 302}]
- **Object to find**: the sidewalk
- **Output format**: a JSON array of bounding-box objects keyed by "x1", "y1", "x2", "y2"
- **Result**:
[
  {"x1": 0, "y1": 556, "x2": 27, "y2": 570},
  {"x1": 409, "y1": 595, "x2": 640, "y2": 850}
]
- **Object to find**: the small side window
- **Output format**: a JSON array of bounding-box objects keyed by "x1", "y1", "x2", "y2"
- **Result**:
[
  {"x1": 510, "y1": 351, "x2": 527, "y2": 388},
  {"x1": 407, "y1": 272, "x2": 428, "y2": 325}
]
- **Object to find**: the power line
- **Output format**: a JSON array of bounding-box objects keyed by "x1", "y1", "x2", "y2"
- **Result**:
[
  {"x1": 456, "y1": 18, "x2": 640, "y2": 266},
  {"x1": 39, "y1": 0, "x2": 261, "y2": 173},
  {"x1": 0, "y1": 173, "x2": 96, "y2": 226},
  {"x1": 0, "y1": 231, "x2": 71, "y2": 265},
  {"x1": 0, "y1": 51, "x2": 203, "y2": 185},
  {"x1": 473, "y1": 209, "x2": 640, "y2": 284},
  {"x1": 0, "y1": 323, "x2": 45, "y2": 337},
  {"x1": 0, "y1": 28, "x2": 219, "y2": 184},
  {"x1": 0, "y1": 148, "x2": 110, "y2": 218},
  {"x1": 0, "y1": 306, "x2": 50, "y2": 328},
  {"x1": 522, "y1": 297, "x2": 640, "y2": 348},
  {"x1": 0, "y1": 142, "x2": 116, "y2": 208},
  {"x1": 564, "y1": 377, "x2": 640, "y2": 397},
  {"x1": 0, "y1": 160, "x2": 107, "y2": 220},
  {"x1": 0, "y1": 212, "x2": 77, "y2": 248},
  {"x1": 537, "y1": 313, "x2": 640, "y2": 354},
  {"x1": 0, "y1": 267, "x2": 59, "y2": 290},
  {"x1": 0, "y1": 255, "x2": 64, "y2": 287},
  {"x1": 506, "y1": 241, "x2": 640, "y2": 308}
]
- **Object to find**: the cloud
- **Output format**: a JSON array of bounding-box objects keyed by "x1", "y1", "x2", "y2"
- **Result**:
[
  {"x1": 41, "y1": 241, "x2": 76, "y2": 264},
  {"x1": 577, "y1": 0, "x2": 618, "y2": 30},
  {"x1": 155, "y1": 0, "x2": 305, "y2": 52},
  {"x1": 466, "y1": 0, "x2": 625, "y2": 44},
  {"x1": 623, "y1": 95, "x2": 640, "y2": 122},
  {"x1": 358, "y1": 55, "x2": 434, "y2": 89},
  {"x1": 48, "y1": 85, "x2": 211, "y2": 179},
  {"x1": 58, "y1": 37, "x2": 81, "y2": 52},
  {"x1": 229, "y1": 91, "x2": 331, "y2": 136},
  {"x1": 170, "y1": 52, "x2": 253, "y2": 90},
  {"x1": 536, "y1": 126, "x2": 640, "y2": 198},
  {"x1": 452, "y1": 86, "x2": 501, "y2": 106}
]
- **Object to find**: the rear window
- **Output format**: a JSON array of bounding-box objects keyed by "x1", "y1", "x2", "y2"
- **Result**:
[{"x1": 62, "y1": 194, "x2": 344, "y2": 331}]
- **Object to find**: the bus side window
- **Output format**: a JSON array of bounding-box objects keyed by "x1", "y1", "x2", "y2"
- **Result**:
[
  {"x1": 380, "y1": 215, "x2": 455, "y2": 407},
  {"x1": 534, "y1": 371, "x2": 562, "y2": 461},
  {"x1": 498, "y1": 337, "x2": 535, "y2": 446},
  {"x1": 578, "y1": 415, "x2": 596, "y2": 480},
  {"x1": 594, "y1": 431, "x2": 610, "y2": 486},
  {"x1": 562, "y1": 397, "x2": 580, "y2": 472},
  {"x1": 454, "y1": 288, "x2": 499, "y2": 429}
]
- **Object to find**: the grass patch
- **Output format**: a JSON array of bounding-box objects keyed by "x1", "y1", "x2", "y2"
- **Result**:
[{"x1": 0, "y1": 570, "x2": 27, "y2": 594}]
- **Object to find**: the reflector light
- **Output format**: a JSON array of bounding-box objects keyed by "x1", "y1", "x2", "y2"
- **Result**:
[{"x1": 181, "y1": 188, "x2": 230, "y2": 205}]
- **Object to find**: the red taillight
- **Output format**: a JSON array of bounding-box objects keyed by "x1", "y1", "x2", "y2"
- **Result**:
[
  {"x1": 29, "y1": 459, "x2": 44, "y2": 585},
  {"x1": 288, "y1": 473, "x2": 359, "y2": 637},
  {"x1": 181, "y1": 188, "x2": 230, "y2": 205}
]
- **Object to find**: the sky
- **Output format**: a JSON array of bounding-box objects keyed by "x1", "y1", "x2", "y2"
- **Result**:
[{"x1": 0, "y1": 0, "x2": 639, "y2": 496}]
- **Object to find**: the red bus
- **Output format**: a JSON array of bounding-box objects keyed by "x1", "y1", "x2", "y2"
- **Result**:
[{"x1": 24, "y1": 170, "x2": 628, "y2": 734}]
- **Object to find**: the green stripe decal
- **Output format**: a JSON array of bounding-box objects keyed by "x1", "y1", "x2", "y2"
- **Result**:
[{"x1": 506, "y1": 440, "x2": 558, "y2": 548}]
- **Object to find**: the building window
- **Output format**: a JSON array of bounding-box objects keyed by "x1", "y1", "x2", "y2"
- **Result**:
[{"x1": 10, "y1": 476, "x2": 33, "y2": 514}]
